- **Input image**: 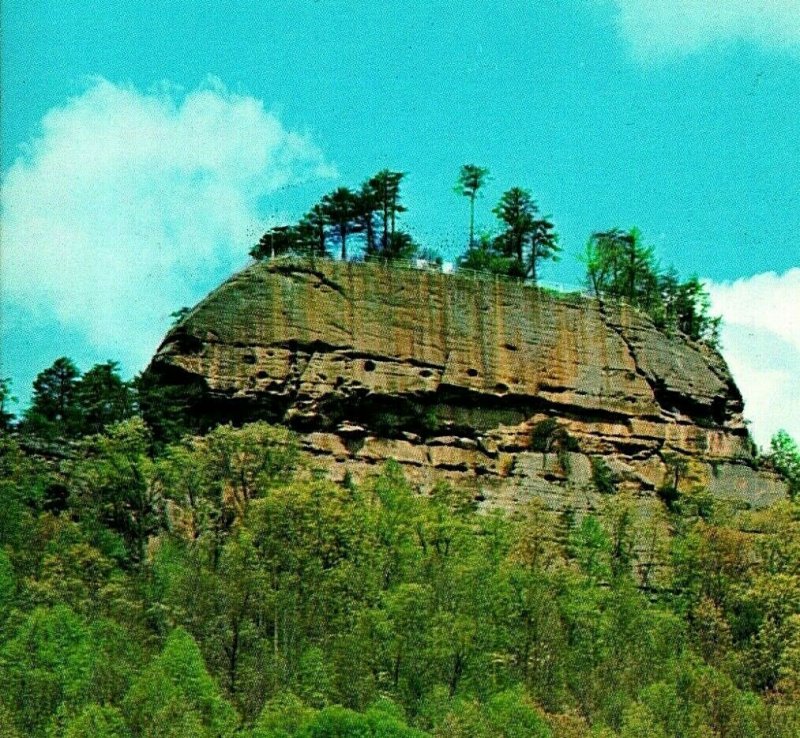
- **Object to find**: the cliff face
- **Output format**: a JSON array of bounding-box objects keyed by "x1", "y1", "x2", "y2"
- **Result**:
[{"x1": 149, "y1": 259, "x2": 786, "y2": 515}]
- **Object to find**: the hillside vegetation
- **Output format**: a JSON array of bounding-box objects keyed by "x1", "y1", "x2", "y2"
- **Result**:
[{"x1": 1, "y1": 417, "x2": 799, "y2": 737}]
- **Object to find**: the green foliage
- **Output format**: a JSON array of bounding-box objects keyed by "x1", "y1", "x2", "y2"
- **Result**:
[
  {"x1": 529, "y1": 419, "x2": 579, "y2": 455},
  {"x1": 21, "y1": 357, "x2": 82, "y2": 438},
  {"x1": 68, "y1": 417, "x2": 159, "y2": 565},
  {"x1": 60, "y1": 704, "x2": 130, "y2": 738},
  {"x1": 1, "y1": 409, "x2": 798, "y2": 737},
  {"x1": 123, "y1": 628, "x2": 239, "y2": 737},
  {"x1": 132, "y1": 370, "x2": 204, "y2": 445},
  {"x1": 582, "y1": 228, "x2": 720, "y2": 345},
  {"x1": 0, "y1": 377, "x2": 16, "y2": 430},
  {"x1": 492, "y1": 187, "x2": 559, "y2": 282},
  {"x1": 366, "y1": 169, "x2": 407, "y2": 259},
  {"x1": 321, "y1": 188, "x2": 361, "y2": 261},
  {"x1": 456, "y1": 233, "x2": 519, "y2": 277},
  {"x1": 455, "y1": 164, "x2": 490, "y2": 248},
  {"x1": 74, "y1": 362, "x2": 135, "y2": 436},
  {"x1": 590, "y1": 457, "x2": 616, "y2": 495},
  {"x1": 770, "y1": 430, "x2": 800, "y2": 499},
  {"x1": 0, "y1": 606, "x2": 95, "y2": 736},
  {"x1": 20, "y1": 358, "x2": 135, "y2": 440},
  {"x1": 250, "y1": 170, "x2": 410, "y2": 264}
]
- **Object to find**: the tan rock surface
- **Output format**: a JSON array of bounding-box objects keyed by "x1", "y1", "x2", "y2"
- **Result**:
[{"x1": 149, "y1": 259, "x2": 784, "y2": 511}]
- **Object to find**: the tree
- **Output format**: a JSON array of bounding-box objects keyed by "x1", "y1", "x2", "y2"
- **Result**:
[
  {"x1": 133, "y1": 370, "x2": 204, "y2": 446},
  {"x1": 583, "y1": 228, "x2": 719, "y2": 345},
  {"x1": 455, "y1": 165, "x2": 490, "y2": 249},
  {"x1": 368, "y1": 170, "x2": 407, "y2": 255},
  {"x1": 528, "y1": 214, "x2": 560, "y2": 284},
  {"x1": 0, "y1": 377, "x2": 15, "y2": 430},
  {"x1": 491, "y1": 187, "x2": 560, "y2": 282},
  {"x1": 74, "y1": 362, "x2": 134, "y2": 436},
  {"x1": 584, "y1": 228, "x2": 657, "y2": 306},
  {"x1": 22, "y1": 357, "x2": 81, "y2": 438},
  {"x1": 298, "y1": 204, "x2": 331, "y2": 259},
  {"x1": 321, "y1": 187, "x2": 361, "y2": 261},
  {"x1": 356, "y1": 179, "x2": 381, "y2": 258},
  {"x1": 493, "y1": 187, "x2": 536, "y2": 269},
  {"x1": 123, "y1": 628, "x2": 239, "y2": 738},
  {"x1": 61, "y1": 704, "x2": 130, "y2": 738},
  {"x1": 383, "y1": 231, "x2": 419, "y2": 262},
  {"x1": 250, "y1": 226, "x2": 303, "y2": 260},
  {"x1": 456, "y1": 233, "x2": 517, "y2": 277},
  {"x1": 770, "y1": 430, "x2": 800, "y2": 499},
  {"x1": 0, "y1": 605, "x2": 95, "y2": 736},
  {"x1": 68, "y1": 418, "x2": 160, "y2": 567}
]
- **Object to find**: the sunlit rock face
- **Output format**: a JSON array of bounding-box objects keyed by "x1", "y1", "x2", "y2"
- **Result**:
[{"x1": 149, "y1": 259, "x2": 786, "y2": 519}]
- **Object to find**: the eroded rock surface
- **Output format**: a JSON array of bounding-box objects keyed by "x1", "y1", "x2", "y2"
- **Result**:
[{"x1": 149, "y1": 259, "x2": 785, "y2": 513}]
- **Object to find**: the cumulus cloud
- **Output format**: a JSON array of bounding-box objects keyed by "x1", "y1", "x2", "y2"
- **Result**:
[
  {"x1": 609, "y1": 0, "x2": 800, "y2": 59},
  {"x1": 706, "y1": 269, "x2": 800, "y2": 448},
  {"x1": 2, "y1": 77, "x2": 335, "y2": 377}
]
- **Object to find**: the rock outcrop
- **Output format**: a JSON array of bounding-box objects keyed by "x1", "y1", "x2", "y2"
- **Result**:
[{"x1": 149, "y1": 259, "x2": 786, "y2": 517}]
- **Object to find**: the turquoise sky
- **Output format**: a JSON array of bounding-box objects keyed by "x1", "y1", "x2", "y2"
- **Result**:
[{"x1": 2, "y1": 1, "x2": 799, "y2": 442}]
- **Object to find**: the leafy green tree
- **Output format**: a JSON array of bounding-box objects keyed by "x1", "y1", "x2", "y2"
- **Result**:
[
  {"x1": 433, "y1": 689, "x2": 550, "y2": 738},
  {"x1": 491, "y1": 187, "x2": 560, "y2": 282},
  {"x1": 584, "y1": 228, "x2": 657, "y2": 306},
  {"x1": 584, "y1": 229, "x2": 719, "y2": 344},
  {"x1": 251, "y1": 226, "x2": 304, "y2": 260},
  {"x1": 455, "y1": 165, "x2": 490, "y2": 249},
  {"x1": 22, "y1": 357, "x2": 81, "y2": 439},
  {"x1": 68, "y1": 418, "x2": 160, "y2": 566},
  {"x1": 123, "y1": 628, "x2": 239, "y2": 738},
  {"x1": 0, "y1": 433, "x2": 50, "y2": 556},
  {"x1": 132, "y1": 370, "x2": 204, "y2": 446},
  {"x1": 0, "y1": 549, "x2": 15, "y2": 623},
  {"x1": 299, "y1": 703, "x2": 428, "y2": 737},
  {"x1": 0, "y1": 606, "x2": 95, "y2": 737},
  {"x1": 59, "y1": 704, "x2": 131, "y2": 738},
  {"x1": 0, "y1": 377, "x2": 15, "y2": 430},
  {"x1": 456, "y1": 233, "x2": 517, "y2": 276},
  {"x1": 770, "y1": 430, "x2": 800, "y2": 499},
  {"x1": 382, "y1": 231, "x2": 419, "y2": 261},
  {"x1": 74, "y1": 361, "x2": 134, "y2": 436},
  {"x1": 528, "y1": 214, "x2": 560, "y2": 284},
  {"x1": 252, "y1": 692, "x2": 316, "y2": 737}
]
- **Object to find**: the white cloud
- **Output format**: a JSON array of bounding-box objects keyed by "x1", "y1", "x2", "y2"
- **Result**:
[
  {"x1": 2, "y1": 78, "x2": 335, "y2": 375},
  {"x1": 609, "y1": 0, "x2": 800, "y2": 58},
  {"x1": 706, "y1": 269, "x2": 800, "y2": 448}
]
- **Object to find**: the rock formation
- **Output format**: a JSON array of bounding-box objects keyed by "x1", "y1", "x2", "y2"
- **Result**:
[{"x1": 148, "y1": 259, "x2": 786, "y2": 518}]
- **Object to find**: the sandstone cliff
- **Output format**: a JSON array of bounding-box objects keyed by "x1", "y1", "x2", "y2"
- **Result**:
[{"x1": 149, "y1": 259, "x2": 786, "y2": 516}]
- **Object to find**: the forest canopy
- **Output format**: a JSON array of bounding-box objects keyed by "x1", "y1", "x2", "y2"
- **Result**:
[{"x1": 1, "y1": 404, "x2": 799, "y2": 736}]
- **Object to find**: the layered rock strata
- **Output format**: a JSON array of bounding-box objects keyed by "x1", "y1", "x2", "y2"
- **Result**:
[{"x1": 149, "y1": 259, "x2": 786, "y2": 517}]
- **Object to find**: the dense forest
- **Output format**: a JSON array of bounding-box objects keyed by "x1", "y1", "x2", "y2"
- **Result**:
[{"x1": 0, "y1": 352, "x2": 799, "y2": 736}]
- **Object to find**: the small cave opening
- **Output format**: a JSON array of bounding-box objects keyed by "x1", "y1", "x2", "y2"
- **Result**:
[{"x1": 363, "y1": 359, "x2": 377, "y2": 372}]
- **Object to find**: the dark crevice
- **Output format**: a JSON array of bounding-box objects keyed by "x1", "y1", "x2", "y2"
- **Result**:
[{"x1": 271, "y1": 264, "x2": 349, "y2": 298}]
